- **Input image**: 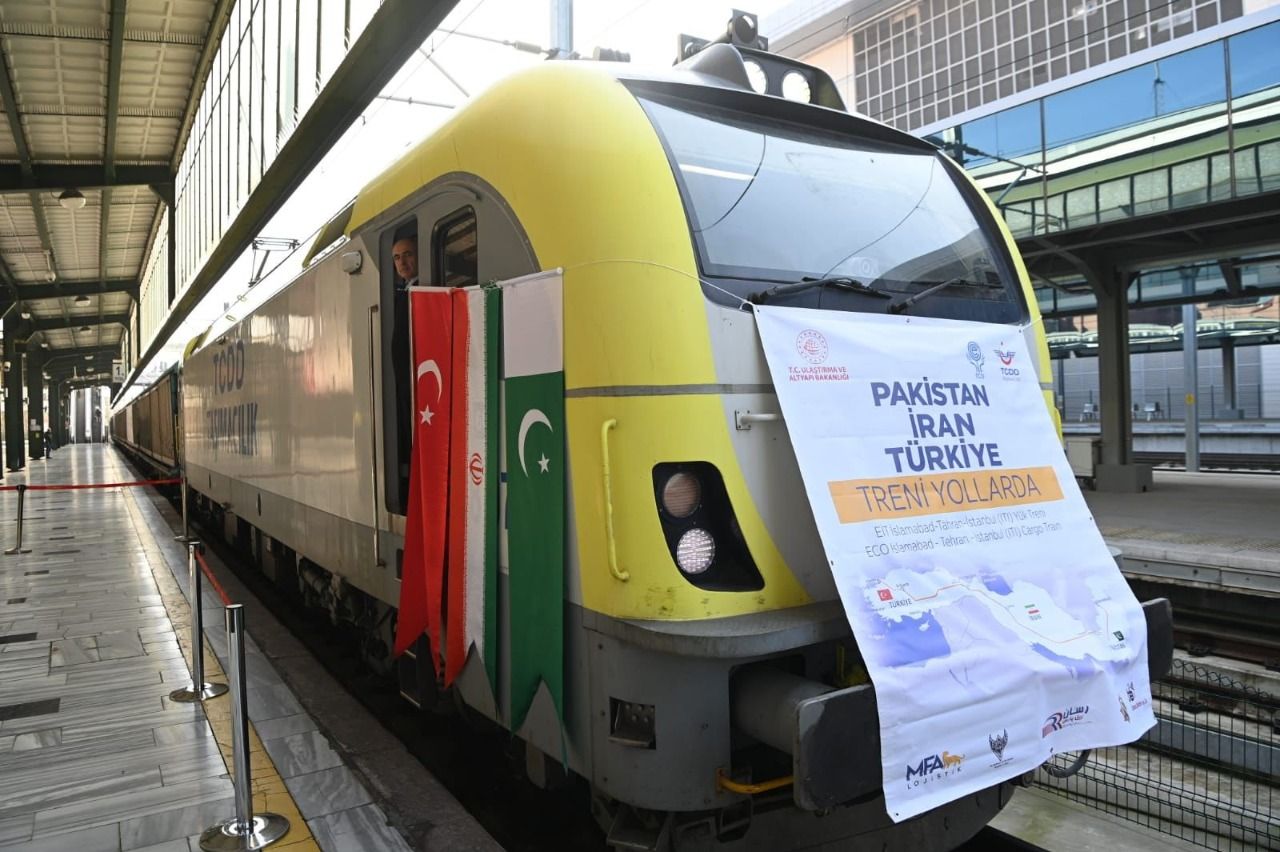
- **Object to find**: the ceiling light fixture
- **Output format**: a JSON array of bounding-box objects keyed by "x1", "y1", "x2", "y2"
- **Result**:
[
  {"x1": 74, "y1": 294, "x2": 90, "y2": 305},
  {"x1": 79, "y1": 325, "x2": 91, "y2": 333},
  {"x1": 58, "y1": 188, "x2": 87, "y2": 210}
]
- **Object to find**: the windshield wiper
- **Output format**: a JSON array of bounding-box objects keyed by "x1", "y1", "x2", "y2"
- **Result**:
[
  {"x1": 888, "y1": 276, "x2": 1002, "y2": 315},
  {"x1": 749, "y1": 276, "x2": 891, "y2": 305}
]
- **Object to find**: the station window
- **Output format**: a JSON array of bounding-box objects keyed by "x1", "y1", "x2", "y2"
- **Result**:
[{"x1": 433, "y1": 209, "x2": 478, "y2": 286}]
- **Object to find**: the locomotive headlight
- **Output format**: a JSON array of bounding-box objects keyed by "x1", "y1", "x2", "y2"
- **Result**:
[
  {"x1": 661, "y1": 472, "x2": 701, "y2": 518},
  {"x1": 743, "y1": 59, "x2": 768, "y2": 94},
  {"x1": 675, "y1": 528, "x2": 716, "y2": 575},
  {"x1": 782, "y1": 70, "x2": 812, "y2": 103}
]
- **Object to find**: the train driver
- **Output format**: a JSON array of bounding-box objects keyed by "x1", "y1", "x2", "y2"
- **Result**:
[
  {"x1": 393, "y1": 236, "x2": 419, "y2": 287},
  {"x1": 392, "y1": 234, "x2": 418, "y2": 506}
]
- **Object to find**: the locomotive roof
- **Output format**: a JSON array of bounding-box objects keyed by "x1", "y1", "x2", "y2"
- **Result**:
[{"x1": 336, "y1": 47, "x2": 936, "y2": 245}]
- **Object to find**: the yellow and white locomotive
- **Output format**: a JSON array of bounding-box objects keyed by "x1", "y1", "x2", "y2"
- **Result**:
[{"x1": 114, "y1": 42, "x2": 1169, "y2": 851}]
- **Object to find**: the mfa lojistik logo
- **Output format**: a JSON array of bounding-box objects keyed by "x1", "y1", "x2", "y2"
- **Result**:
[
  {"x1": 966, "y1": 341, "x2": 984, "y2": 378},
  {"x1": 796, "y1": 329, "x2": 829, "y2": 364},
  {"x1": 905, "y1": 750, "x2": 964, "y2": 787}
]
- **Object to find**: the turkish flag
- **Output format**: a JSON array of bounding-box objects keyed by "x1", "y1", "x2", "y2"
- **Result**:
[{"x1": 393, "y1": 288, "x2": 453, "y2": 664}]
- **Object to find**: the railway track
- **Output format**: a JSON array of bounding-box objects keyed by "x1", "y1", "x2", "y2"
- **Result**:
[
  {"x1": 1132, "y1": 451, "x2": 1280, "y2": 472},
  {"x1": 1174, "y1": 607, "x2": 1280, "y2": 670}
]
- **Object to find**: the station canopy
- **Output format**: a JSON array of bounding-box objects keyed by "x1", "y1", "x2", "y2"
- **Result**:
[{"x1": 0, "y1": 0, "x2": 222, "y2": 374}]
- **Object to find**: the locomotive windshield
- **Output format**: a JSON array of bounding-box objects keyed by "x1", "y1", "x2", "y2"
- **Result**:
[{"x1": 637, "y1": 92, "x2": 1026, "y2": 323}]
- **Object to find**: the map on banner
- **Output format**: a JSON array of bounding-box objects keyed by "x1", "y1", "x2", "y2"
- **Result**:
[{"x1": 755, "y1": 307, "x2": 1156, "y2": 823}]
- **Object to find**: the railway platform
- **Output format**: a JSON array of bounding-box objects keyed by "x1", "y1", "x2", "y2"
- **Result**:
[
  {"x1": 989, "y1": 786, "x2": 1205, "y2": 852},
  {"x1": 1085, "y1": 470, "x2": 1280, "y2": 597},
  {"x1": 0, "y1": 445, "x2": 494, "y2": 852}
]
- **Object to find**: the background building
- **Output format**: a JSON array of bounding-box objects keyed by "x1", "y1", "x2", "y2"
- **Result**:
[{"x1": 766, "y1": 0, "x2": 1280, "y2": 473}]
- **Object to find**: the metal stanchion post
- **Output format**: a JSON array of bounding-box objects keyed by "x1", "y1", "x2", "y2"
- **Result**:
[
  {"x1": 169, "y1": 541, "x2": 228, "y2": 703},
  {"x1": 200, "y1": 604, "x2": 289, "y2": 851},
  {"x1": 174, "y1": 473, "x2": 193, "y2": 543},
  {"x1": 4, "y1": 484, "x2": 31, "y2": 555}
]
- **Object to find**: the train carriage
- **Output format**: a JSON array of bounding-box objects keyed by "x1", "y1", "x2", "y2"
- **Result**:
[
  {"x1": 113, "y1": 367, "x2": 181, "y2": 471},
  {"x1": 120, "y1": 44, "x2": 1170, "y2": 851}
]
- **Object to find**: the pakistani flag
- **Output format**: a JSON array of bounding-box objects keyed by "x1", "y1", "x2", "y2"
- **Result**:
[{"x1": 503, "y1": 273, "x2": 565, "y2": 731}]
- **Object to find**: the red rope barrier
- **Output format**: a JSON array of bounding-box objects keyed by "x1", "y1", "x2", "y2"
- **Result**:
[
  {"x1": 0, "y1": 477, "x2": 180, "y2": 492},
  {"x1": 195, "y1": 549, "x2": 234, "y2": 607}
]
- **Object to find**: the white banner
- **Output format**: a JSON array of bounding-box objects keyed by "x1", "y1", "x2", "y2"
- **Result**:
[{"x1": 755, "y1": 306, "x2": 1155, "y2": 822}]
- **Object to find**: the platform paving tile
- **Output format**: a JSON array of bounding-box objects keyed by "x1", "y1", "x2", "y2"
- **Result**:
[
  {"x1": 128, "y1": 841, "x2": 189, "y2": 852},
  {"x1": 253, "y1": 713, "x2": 319, "y2": 742},
  {"x1": 152, "y1": 721, "x2": 213, "y2": 746},
  {"x1": 118, "y1": 796, "x2": 235, "y2": 851},
  {"x1": 0, "y1": 815, "x2": 32, "y2": 845},
  {"x1": 284, "y1": 766, "x2": 373, "y2": 820},
  {"x1": 0, "y1": 728, "x2": 157, "y2": 774},
  {"x1": 0, "y1": 445, "x2": 492, "y2": 851},
  {"x1": 0, "y1": 768, "x2": 165, "y2": 823},
  {"x1": 0, "y1": 824, "x2": 121, "y2": 852},
  {"x1": 30, "y1": 772, "x2": 234, "y2": 838},
  {"x1": 306, "y1": 804, "x2": 413, "y2": 852},
  {"x1": 11, "y1": 729, "x2": 61, "y2": 752},
  {"x1": 0, "y1": 740, "x2": 213, "y2": 799},
  {"x1": 261, "y1": 730, "x2": 347, "y2": 779}
]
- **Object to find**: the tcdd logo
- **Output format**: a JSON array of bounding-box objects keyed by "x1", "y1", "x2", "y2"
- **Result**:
[
  {"x1": 213, "y1": 339, "x2": 246, "y2": 394},
  {"x1": 995, "y1": 348, "x2": 1020, "y2": 378},
  {"x1": 796, "y1": 329, "x2": 829, "y2": 364}
]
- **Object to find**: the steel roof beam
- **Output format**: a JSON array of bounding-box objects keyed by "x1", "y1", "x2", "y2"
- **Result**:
[
  {"x1": 48, "y1": 367, "x2": 115, "y2": 380},
  {"x1": 48, "y1": 366, "x2": 116, "y2": 379},
  {"x1": 39, "y1": 347, "x2": 119, "y2": 363},
  {"x1": 46, "y1": 352, "x2": 117, "y2": 367},
  {"x1": 0, "y1": 164, "x2": 172, "y2": 194},
  {"x1": 0, "y1": 45, "x2": 33, "y2": 170},
  {"x1": 0, "y1": 23, "x2": 205, "y2": 47},
  {"x1": 100, "y1": 0, "x2": 127, "y2": 351},
  {"x1": 39, "y1": 346, "x2": 118, "y2": 363},
  {"x1": 0, "y1": 37, "x2": 69, "y2": 328},
  {"x1": 120, "y1": 0, "x2": 459, "y2": 403},
  {"x1": 0, "y1": 256, "x2": 22, "y2": 302},
  {"x1": 10, "y1": 278, "x2": 138, "y2": 302},
  {"x1": 26, "y1": 313, "x2": 131, "y2": 333}
]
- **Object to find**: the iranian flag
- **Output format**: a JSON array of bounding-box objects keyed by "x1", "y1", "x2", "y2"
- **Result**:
[
  {"x1": 444, "y1": 287, "x2": 500, "y2": 694},
  {"x1": 393, "y1": 288, "x2": 453, "y2": 662},
  {"x1": 503, "y1": 273, "x2": 565, "y2": 731}
]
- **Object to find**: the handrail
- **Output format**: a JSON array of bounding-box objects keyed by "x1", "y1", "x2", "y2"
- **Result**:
[
  {"x1": 368, "y1": 305, "x2": 384, "y2": 567},
  {"x1": 601, "y1": 419, "x2": 628, "y2": 582}
]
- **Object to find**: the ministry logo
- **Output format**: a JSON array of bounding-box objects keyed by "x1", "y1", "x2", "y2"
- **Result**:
[
  {"x1": 966, "y1": 341, "x2": 984, "y2": 378},
  {"x1": 988, "y1": 729, "x2": 1012, "y2": 768},
  {"x1": 796, "y1": 329, "x2": 829, "y2": 364}
]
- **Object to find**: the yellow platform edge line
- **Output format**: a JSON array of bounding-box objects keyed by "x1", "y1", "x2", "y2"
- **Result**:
[{"x1": 125, "y1": 489, "x2": 321, "y2": 851}]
